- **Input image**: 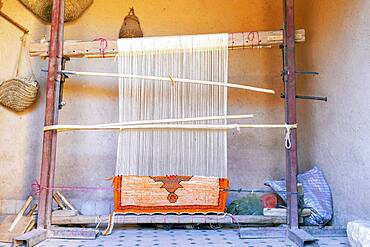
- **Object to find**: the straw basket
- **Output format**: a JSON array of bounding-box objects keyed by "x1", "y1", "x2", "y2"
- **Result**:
[
  {"x1": 0, "y1": 34, "x2": 39, "y2": 112},
  {"x1": 0, "y1": 78, "x2": 38, "y2": 112},
  {"x1": 19, "y1": 0, "x2": 93, "y2": 22},
  {"x1": 119, "y1": 8, "x2": 143, "y2": 38}
]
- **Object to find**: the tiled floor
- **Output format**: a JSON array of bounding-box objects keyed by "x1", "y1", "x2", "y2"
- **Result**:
[{"x1": 0, "y1": 226, "x2": 350, "y2": 247}]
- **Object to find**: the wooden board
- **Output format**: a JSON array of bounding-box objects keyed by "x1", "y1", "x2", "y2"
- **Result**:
[
  {"x1": 13, "y1": 229, "x2": 48, "y2": 247},
  {"x1": 52, "y1": 214, "x2": 286, "y2": 225},
  {"x1": 113, "y1": 176, "x2": 228, "y2": 214},
  {"x1": 29, "y1": 29, "x2": 305, "y2": 58},
  {"x1": 50, "y1": 226, "x2": 98, "y2": 239},
  {"x1": 0, "y1": 215, "x2": 33, "y2": 243}
]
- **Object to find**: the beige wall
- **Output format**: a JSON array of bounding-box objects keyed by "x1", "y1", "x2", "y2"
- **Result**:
[
  {"x1": 0, "y1": 0, "x2": 368, "y2": 224},
  {"x1": 296, "y1": 1, "x2": 370, "y2": 225}
]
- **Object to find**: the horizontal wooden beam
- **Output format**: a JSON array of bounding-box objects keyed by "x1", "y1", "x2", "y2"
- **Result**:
[
  {"x1": 52, "y1": 214, "x2": 286, "y2": 225},
  {"x1": 30, "y1": 29, "x2": 305, "y2": 58}
]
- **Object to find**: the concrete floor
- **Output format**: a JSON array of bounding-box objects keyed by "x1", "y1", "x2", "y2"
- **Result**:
[{"x1": 0, "y1": 226, "x2": 350, "y2": 247}]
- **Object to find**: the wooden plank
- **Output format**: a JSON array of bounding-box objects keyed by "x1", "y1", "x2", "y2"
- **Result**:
[
  {"x1": 53, "y1": 193, "x2": 66, "y2": 209},
  {"x1": 50, "y1": 226, "x2": 98, "y2": 240},
  {"x1": 30, "y1": 29, "x2": 305, "y2": 58},
  {"x1": 288, "y1": 228, "x2": 318, "y2": 247},
  {"x1": 240, "y1": 227, "x2": 287, "y2": 239},
  {"x1": 9, "y1": 196, "x2": 33, "y2": 232},
  {"x1": 302, "y1": 226, "x2": 347, "y2": 237},
  {"x1": 55, "y1": 192, "x2": 76, "y2": 211},
  {"x1": 52, "y1": 214, "x2": 286, "y2": 225},
  {"x1": 0, "y1": 215, "x2": 33, "y2": 243},
  {"x1": 13, "y1": 229, "x2": 48, "y2": 247},
  {"x1": 263, "y1": 208, "x2": 311, "y2": 217},
  {"x1": 52, "y1": 209, "x2": 79, "y2": 217}
]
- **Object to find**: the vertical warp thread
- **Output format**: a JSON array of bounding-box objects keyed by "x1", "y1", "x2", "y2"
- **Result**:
[{"x1": 116, "y1": 34, "x2": 228, "y2": 177}]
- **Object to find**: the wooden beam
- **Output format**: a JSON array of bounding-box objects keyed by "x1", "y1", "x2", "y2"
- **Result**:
[
  {"x1": 263, "y1": 208, "x2": 311, "y2": 217},
  {"x1": 50, "y1": 226, "x2": 98, "y2": 240},
  {"x1": 37, "y1": 0, "x2": 63, "y2": 230},
  {"x1": 51, "y1": 214, "x2": 286, "y2": 225},
  {"x1": 283, "y1": 0, "x2": 299, "y2": 229},
  {"x1": 30, "y1": 29, "x2": 305, "y2": 58},
  {"x1": 13, "y1": 229, "x2": 48, "y2": 247}
]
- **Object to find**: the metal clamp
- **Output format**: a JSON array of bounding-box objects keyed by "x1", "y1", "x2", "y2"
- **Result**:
[{"x1": 58, "y1": 57, "x2": 70, "y2": 109}]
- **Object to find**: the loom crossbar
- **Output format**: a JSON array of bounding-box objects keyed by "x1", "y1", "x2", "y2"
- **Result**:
[{"x1": 29, "y1": 29, "x2": 305, "y2": 58}]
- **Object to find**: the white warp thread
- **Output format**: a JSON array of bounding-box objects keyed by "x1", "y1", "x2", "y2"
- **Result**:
[{"x1": 116, "y1": 34, "x2": 228, "y2": 177}]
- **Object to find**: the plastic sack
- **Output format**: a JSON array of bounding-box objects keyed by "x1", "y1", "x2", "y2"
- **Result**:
[{"x1": 265, "y1": 166, "x2": 333, "y2": 226}]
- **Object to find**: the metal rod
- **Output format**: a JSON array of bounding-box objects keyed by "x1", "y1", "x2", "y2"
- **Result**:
[
  {"x1": 295, "y1": 71, "x2": 319, "y2": 75},
  {"x1": 37, "y1": 0, "x2": 63, "y2": 230},
  {"x1": 283, "y1": 0, "x2": 299, "y2": 229},
  {"x1": 280, "y1": 93, "x2": 327, "y2": 102},
  {"x1": 0, "y1": 11, "x2": 29, "y2": 33}
]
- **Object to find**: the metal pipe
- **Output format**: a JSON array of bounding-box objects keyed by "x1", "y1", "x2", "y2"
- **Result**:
[
  {"x1": 37, "y1": 0, "x2": 62, "y2": 230},
  {"x1": 283, "y1": 0, "x2": 299, "y2": 229}
]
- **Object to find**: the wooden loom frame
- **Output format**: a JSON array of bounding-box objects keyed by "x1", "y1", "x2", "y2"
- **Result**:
[{"x1": 30, "y1": 0, "x2": 317, "y2": 246}]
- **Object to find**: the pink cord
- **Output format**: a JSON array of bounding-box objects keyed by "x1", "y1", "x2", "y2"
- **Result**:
[{"x1": 93, "y1": 38, "x2": 108, "y2": 58}]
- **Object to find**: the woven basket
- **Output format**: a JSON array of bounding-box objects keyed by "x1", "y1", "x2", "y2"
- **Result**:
[
  {"x1": 19, "y1": 0, "x2": 93, "y2": 22},
  {"x1": 0, "y1": 77, "x2": 38, "y2": 112},
  {"x1": 119, "y1": 8, "x2": 143, "y2": 38},
  {"x1": 0, "y1": 34, "x2": 39, "y2": 112}
]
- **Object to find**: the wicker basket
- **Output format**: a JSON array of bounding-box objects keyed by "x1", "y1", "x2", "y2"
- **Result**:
[
  {"x1": 0, "y1": 34, "x2": 39, "y2": 112},
  {"x1": 119, "y1": 8, "x2": 143, "y2": 39},
  {"x1": 19, "y1": 0, "x2": 93, "y2": 22},
  {"x1": 0, "y1": 77, "x2": 38, "y2": 112}
]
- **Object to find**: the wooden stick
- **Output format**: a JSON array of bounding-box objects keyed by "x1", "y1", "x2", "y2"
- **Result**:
[
  {"x1": 8, "y1": 196, "x2": 33, "y2": 232},
  {"x1": 53, "y1": 193, "x2": 66, "y2": 210},
  {"x1": 0, "y1": 11, "x2": 29, "y2": 33},
  {"x1": 61, "y1": 70, "x2": 275, "y2": 94},
  {"x1": 87, "y1": 114, "x2": 253, "y2": 127},
  {"x1": 55, "y1": 192, "x2": 76, "y2": 211},
  {"x1": 26, "y1": 204, "x2": 37, "y2": 217},
  {"x1": 44, "y1": 123, "x2": 297, "y2": 132}
]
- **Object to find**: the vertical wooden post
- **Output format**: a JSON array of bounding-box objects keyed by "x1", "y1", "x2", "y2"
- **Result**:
[
  {"x1": 283, "y1": 0, "x2": 299, "y2": 229},
  {"x1": 37, "y1": 0, "x2": 64, "y2": 229}
]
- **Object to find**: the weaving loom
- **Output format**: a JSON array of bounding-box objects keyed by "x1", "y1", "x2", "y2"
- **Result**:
[{"x1": 114, "y1": 34, "x2": 229, "y2": 214}]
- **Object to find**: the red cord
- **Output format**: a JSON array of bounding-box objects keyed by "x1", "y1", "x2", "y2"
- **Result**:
[{"x1": 93, "y1": 38, "x2": 108, "y2": 58}]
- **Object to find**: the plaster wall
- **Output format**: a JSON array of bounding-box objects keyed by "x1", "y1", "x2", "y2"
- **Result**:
[
  {"x1": 0, "y1": 0, "x2": 289, "y2": 215},
  {"x1": 1, "y1": 0, "x2": 367, "y2": 225},
  {"x1": 295, "y1": 1, "x2": 370, "y2": 225}
]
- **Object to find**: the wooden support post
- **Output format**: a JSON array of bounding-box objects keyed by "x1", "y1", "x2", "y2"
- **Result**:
[
  {"x1": 37, "y1": 0, "x2": 64, "y2": 230},
  {"x1": 283, "y1": 0, "x2": 299, "y2": 229}
]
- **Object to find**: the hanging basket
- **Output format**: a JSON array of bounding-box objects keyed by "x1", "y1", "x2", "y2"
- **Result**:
[
  {"x1": 119, "y1": 8, "x2": 143, "y2": 39},
  {"x1": 0, "y1": 77, "x2": 38, "y2": 112},
  {"x1": 19, "y1": 0, "x2": 93, "y2": 23},
  {"x1": 0, "y1": 34, "x2": 39, "y2": 112}
]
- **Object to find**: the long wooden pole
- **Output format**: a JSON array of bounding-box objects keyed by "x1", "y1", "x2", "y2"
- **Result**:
[
  {"x1": 37, "y1": 0, "x2": 63, "y2": 230},
  {"x1": 43, "y1": 123, "x2": 297, "y2": 132},
  {"x1": 61, "y1": 70, "x2": 275, "y2": 94},
  {"x1": 283, "y1": 0, "x2": 299, "y2": 229}
]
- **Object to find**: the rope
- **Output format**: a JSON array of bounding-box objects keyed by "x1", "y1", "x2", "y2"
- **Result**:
[
  {"x1": 93, "y1": 38, "x2": 108, "y2": 58},
  {"x1": 247, "y1": 31, "x2": 260, "y2": 48},
  {"x1": 285, "y1": 125, "x2": 292, "y2": 149}
]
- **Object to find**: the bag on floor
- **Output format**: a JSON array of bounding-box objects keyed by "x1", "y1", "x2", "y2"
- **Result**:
[{"x1": 265, "y1": 166, "x2": 333, "y2": 226}]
